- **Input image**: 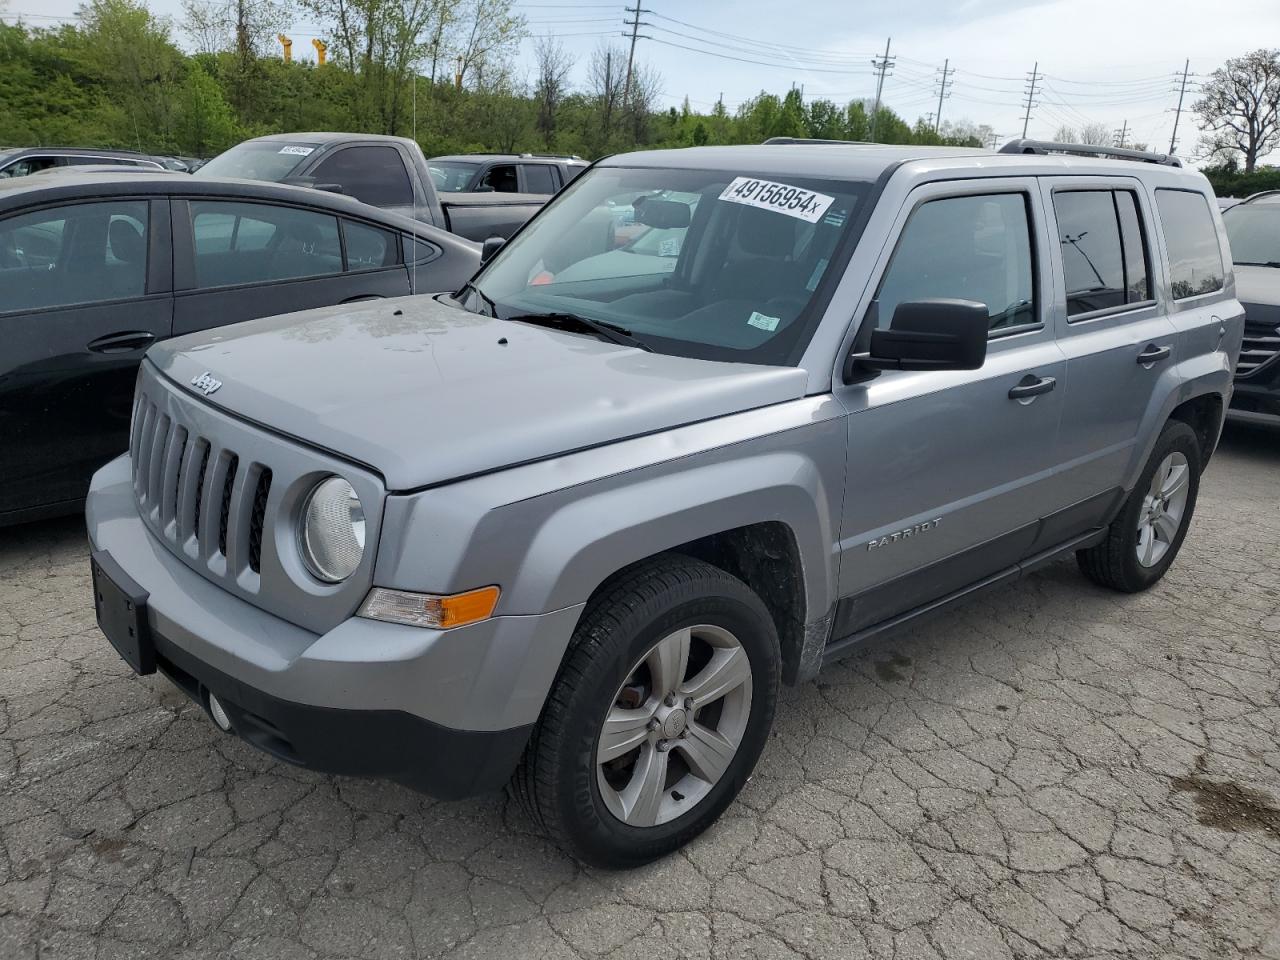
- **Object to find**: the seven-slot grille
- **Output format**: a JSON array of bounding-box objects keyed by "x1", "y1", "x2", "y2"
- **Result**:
[
  {"x1": 130, "y1": 393, "x2": 272, "y2": 578},
  {"x1": 1237, "y1": 320, "x2": 1280, "y2": 379}
]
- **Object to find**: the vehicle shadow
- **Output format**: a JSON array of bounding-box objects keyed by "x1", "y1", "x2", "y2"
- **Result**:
[{"x1": 1216, "y1": 419, "x2": 1280, "y2": 465}]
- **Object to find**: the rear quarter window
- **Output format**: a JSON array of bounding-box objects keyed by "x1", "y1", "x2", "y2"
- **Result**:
[{"x1": 1156, "y1": 189, "x2": 1224, "y2": 300}]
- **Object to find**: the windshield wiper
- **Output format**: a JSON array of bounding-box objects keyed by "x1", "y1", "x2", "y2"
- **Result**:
[
  {"x1": 503, "y1": 312, "x2": 652, "y2": 352},
  {"x1": 1236, "y1": 260, "x2": 1280, "y2": 268}
]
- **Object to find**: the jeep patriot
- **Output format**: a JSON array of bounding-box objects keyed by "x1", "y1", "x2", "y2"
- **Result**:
[{"x1": 87, "y1": 140, "x2": 1244, "y2": 867}]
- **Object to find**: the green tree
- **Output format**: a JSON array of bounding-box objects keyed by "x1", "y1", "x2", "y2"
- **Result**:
[
  {"x1": 175, "y1": 60, "x2": 242, "y2": 155},
  {"x1": 1195, "y1": 49, "x2": 1280, "y2": 172}
]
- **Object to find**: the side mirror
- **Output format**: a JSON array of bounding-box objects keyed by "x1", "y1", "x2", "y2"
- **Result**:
[
  {"x1": 481, "y1": 236, "x2": 505, "y2": 263},
  {"x1": 311, "y1": 182, "x2": 345, "y2": 194},
  {"x1": 849, "y1": 299, "x2": 989, "y2": 378}
]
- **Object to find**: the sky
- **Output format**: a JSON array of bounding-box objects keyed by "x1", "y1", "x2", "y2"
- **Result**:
[{"x1": 5, "y1": 0, "x2": 1279, "y2": 164}]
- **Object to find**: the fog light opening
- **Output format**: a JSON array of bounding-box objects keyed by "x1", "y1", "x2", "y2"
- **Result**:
[{"x1": 207, "y1": 692, "x2": 234, "y2": 732}]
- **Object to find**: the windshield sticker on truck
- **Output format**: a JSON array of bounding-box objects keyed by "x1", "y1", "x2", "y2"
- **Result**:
[
  {"x1": 658, "y1": 237, "x2": 682, "y2": 257},
  {"x1": 719, "y1": 177, "x2": 835, "y2": 224},
  {"x1": 747, "y1": 311, "x2": 780, "y2": 332},
  {"x1": 278, "y1": 145, "x2": 315, "y2": 156}
]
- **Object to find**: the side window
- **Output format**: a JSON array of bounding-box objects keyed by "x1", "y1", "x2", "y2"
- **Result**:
[
  {"x1": 478, "y1": 164, "x2": 519, "y2": 193},
  {"x1": 405, "y1": 236, "x2": 442, "y2": 265},
  {"x1": 1053, "y1": 191, "x2": 1126, "y2": 316},
  {"x1": 190, "y1": 201, "x2": 342, "y2": 288},
  {"x1": 1156, "y1": 189, "x2": 1225, "y2": 300},
  {"x1": 521, "y1": 164, "x2": 556, "y2": 194},
  {"x1": 0, "y1": 200, "x2": 149, "y2": 312},
  {"x1": 1114, "y1": 191, "x2": 1150, "y2": 302},
  {"x1": 309, "y1": 146, "x2": 414, "y2": 207},
  {"x1": 0, "y1": 156, "x2": 59, "y2": 179},
  {"x1": 344, "y1": 221, "x2": 399, "y2": 270},
  {"x1": 876, "y1": 193, "x2": 1035, "y2": 334}
]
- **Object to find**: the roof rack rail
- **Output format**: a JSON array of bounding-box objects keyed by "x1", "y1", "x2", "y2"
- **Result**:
[
  {"x1": 763, "y1": 137, "x2": 871, "y2": 145},
  {"x1": 998, "y1": 139, "x2": 1182, "y2": 168},
  {"x1": 518, "y1": 152, "x2": 584, "y2": 161},
  {"x1": 1242, "y1": 189, "x2": 1280, "y2": 204}
]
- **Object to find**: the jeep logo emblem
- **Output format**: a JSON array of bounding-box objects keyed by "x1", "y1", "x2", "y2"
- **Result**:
[{"x1": 190, "y1": 371, "x2": 222, "y2": 396}]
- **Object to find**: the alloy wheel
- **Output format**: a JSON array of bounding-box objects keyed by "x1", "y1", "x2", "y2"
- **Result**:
[
  {"x1": 595, "y1": 624, "x2": 753, "y2": 827},
  {"x1": 1135, "y1": 451, "x2": 1190, "y2": 568}
]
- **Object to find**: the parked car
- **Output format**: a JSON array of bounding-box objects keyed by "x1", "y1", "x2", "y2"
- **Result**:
[
  {"x1": 195, "y1": 133, "x2": 545, "y2": 241},
  {"x1": 0, "y1": 172, "x2": 479, "y2": 527},
  {"x1": 87, "y1": 140, "x2": 1241, "y2": 867},
  {"x1": 427, "y1": 153, "x2": 587, "y2": 195},
  {"x1": 1221, "y1": 190, "x2": 1280, "y2": 425},
  {"x1": 0, "y1": 147, "x2": 168, "y2": 178}
]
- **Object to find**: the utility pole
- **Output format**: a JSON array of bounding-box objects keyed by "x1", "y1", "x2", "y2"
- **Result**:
[
  {"x1": 1020, "y1": 62, "x2": 1041, "y2": 138},
  {"x1": 622, "y1": 5, "x2": 651, "y2": 110},
  {"x1": 934, "y1": 58, "x2": 954, "y2": 134},
  {"x1": 1169, "y1": 59, "x2": 1191, "y2": 154},
  {"x1": 869, "y1": 38, "x2": 895, "y2": 142},
  {"x1": 1114, "y1": 119, "x2": 1128, "y2": 148}
]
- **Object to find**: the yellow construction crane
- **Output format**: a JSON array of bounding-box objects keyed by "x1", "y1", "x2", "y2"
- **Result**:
[
  {"x1": 312, "y1": 38, "x2": 327, "y2": 66},
  {"x1": 278, "y1": 34, "x2": 292, "y2": 63}
]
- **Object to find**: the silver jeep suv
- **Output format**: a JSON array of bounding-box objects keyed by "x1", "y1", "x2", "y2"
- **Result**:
[{"x1": 87, "y1": 140, "x2": 1243, "y2": 867}]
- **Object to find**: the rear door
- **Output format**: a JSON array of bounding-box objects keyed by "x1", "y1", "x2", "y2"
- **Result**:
[
  {"x1": 171, "y1": 199, "x2": 410, "y2": 337},
  {"x1": 1042, "y1": 177, "x2": 1178, "y2": 506},
  {"x1": 518, "y1": 163, "x2": 558, "y2": 195},
  {"x1": 0, "y1": 198, "x2": 173, "y2": 517},
  {"x1": 833, "y1": 179, "x2": 1069, "y2": 636}
]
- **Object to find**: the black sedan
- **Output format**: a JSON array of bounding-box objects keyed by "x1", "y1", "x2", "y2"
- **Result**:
[{"x1": 0, "y1": 173, "x2": 480, "y2": 527}]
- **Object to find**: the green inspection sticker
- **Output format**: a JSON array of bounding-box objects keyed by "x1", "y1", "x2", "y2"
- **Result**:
[{"x1": 747, "y1": 311, "x2": 780, "y2": 332}]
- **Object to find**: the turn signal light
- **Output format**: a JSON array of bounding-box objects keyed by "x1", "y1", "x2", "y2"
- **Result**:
[{"x1": 357, "y1": 585, "x2": 500, "y2": 629}]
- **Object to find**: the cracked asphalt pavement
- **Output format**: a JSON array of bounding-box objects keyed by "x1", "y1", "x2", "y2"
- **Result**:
[{"x1": 3, "y1": 424, "x2": 1279, "y2": 960}]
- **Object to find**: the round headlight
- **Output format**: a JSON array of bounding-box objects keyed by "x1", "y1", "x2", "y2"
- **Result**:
[{"x1": 299, "y1": 477, "x2": 365, "y2": 583}]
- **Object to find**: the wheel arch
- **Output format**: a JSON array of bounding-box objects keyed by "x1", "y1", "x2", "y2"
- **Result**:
[{"x1": 1124, "y1": 358, "x2": 1230, "y2": 491}]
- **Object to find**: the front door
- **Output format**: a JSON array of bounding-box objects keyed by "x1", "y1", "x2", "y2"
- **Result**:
[
  {"x1": 832, "y1": 179, "x2": 1068, "y2": 637},
  {"x1": 0, "y1": 198, "x2": 173, "y2": 518}
]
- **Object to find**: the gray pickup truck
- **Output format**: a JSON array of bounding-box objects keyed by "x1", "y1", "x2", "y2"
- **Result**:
[
  {"x1": 195, "y1": 133, "x2": 545, "y2": 241},
  {"x1": 88, "y1": 140, "x2": 1242, "y2": 868}
]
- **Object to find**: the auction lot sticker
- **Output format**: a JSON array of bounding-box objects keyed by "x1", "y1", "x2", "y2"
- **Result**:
[
  {"x1": 719, "y1": 177, "x2": 835, "y2": 223},
  {"x1": 279, "y1": 145, "x2": 315, "y2": 156}
]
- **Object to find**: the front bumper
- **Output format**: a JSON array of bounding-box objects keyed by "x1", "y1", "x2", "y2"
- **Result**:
[{"x1": 87, "y1": 455, "x2": 585, "y2": 798}]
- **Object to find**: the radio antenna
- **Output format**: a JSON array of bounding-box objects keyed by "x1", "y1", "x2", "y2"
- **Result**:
[{"x1": 412, "y1": 68, "x2": 418, "y2": 295}]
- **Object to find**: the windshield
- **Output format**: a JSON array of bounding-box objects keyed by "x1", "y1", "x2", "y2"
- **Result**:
[
  {"x1": 429, "y1": 161, "x2": 480, "y2": 192},
  {"x1": 470, "y1": 166, "x2": 868, "y2": 365},
  {"x1": 195, "y1": 141, "x2": 321, "y2": 182},
  {"x1": 1224, "y1": 203, "x2": 1280, "y2": 265}
]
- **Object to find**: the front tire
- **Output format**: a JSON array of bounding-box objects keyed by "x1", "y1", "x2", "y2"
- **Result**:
[
  {"x1": 512, "y1": 554, "x2": 779, "y2": 868},
  {"x1": 1077, "y1": 419, "x2": 1202, "y2": 592}
]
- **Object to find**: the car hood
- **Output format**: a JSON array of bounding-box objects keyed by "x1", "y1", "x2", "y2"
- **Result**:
[
  {"x1": 1236, "y1": 264, "x2": 1280, "y2": 309},
  {"x1": 147, "y1": 297, "x2": 809, "y2": 490}
]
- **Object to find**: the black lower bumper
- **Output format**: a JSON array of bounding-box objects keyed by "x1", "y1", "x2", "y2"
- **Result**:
[{"x1": 152, "y1": 631, "x2": 532, "y2": 800}]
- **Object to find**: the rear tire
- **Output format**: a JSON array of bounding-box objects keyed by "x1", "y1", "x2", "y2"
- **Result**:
[
  {"x1": 512, "y1": 554, "x2": 779, "y2": 868},
  {"x1": 1076, "y1": 419, "x2": 1201, "y2": 592}
]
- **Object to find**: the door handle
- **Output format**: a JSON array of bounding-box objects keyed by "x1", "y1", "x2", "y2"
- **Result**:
[
  {"x1": 1008, "y1": 375, "x2": 1056, "y2": 400},
  {"x1": 87, "y1": 331, "x2": 156, "y2": 354},
  {"x1": 1137, "y1": 344, "x2": 1171, "y2": 365}
]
